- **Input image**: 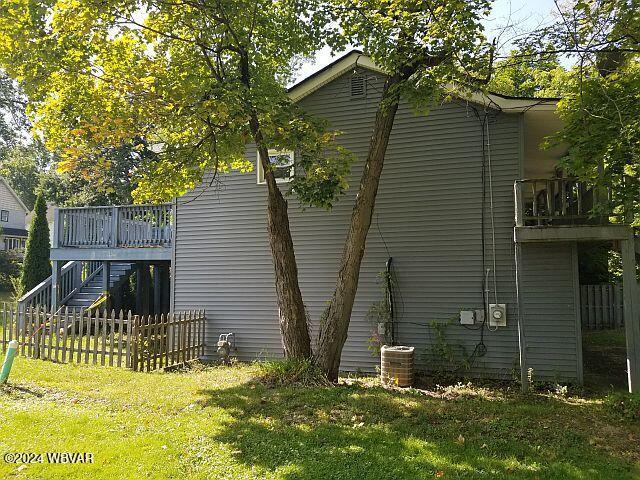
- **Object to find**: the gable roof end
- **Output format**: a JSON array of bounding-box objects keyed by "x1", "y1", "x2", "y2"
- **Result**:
[
  {"x1": 287, "y1": 50, "x2": 558, "y2": 112},
  {"x1": 0, "y1": 177, "x2": 29, "y2": 213}
]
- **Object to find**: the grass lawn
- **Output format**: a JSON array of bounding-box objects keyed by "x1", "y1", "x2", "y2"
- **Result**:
[{"x1": 1, "y1": 358, "x2": 639, "y2": 479}]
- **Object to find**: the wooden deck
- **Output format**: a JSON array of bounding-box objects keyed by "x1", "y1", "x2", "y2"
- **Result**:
[{"x1": 50, "y1": 204, "x2": 174, "y2": 261}]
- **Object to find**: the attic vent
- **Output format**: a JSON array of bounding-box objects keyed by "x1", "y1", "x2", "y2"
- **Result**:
[{"x1": 350, "y1": 75, "x2": 366, "y2": 98}]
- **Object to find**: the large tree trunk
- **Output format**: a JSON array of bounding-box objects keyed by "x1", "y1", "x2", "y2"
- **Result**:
[
  {"x1": 315, "y1": 74, "x2": 402, "y2": 380},
  {"x1": 249, "y1": 115, "x2": 312, "y2": 359},
  {"x1": 237, "y1": 49, "x2": 311, "y2": 359}
]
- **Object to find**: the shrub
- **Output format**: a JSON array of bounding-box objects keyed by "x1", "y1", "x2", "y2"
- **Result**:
[
  {"x1": 0, "y1": 247, "x2": 20, "y2": 291},
  {"x1": 604, "y1": 392, "x2": 640, "y2": 421},
  {"x1": 20, "y1": 194, "x2": 51, "y2": 295},
  {"x1": 258, "y1": 358, "x2": 332, "y2": 388}
]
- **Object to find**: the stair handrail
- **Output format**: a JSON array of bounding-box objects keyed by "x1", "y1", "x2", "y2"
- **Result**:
[
  {"x1": 59, "y1": 262, "x2": 103, "y2": 305},
  {"x1": 17, "y1": 261, "x2": 77, "y2": 312}
]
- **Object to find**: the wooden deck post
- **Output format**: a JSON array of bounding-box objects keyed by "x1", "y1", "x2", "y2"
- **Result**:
[
  {"x1": 160, "y1": 263, "x2": 170, "y2": 314},
  {"x1": 136, "y1": 261, "x2": 151, "y2": 315},
  {"x1": 102, "y1": 261, "x2": 111, "y2": 310},
  {"x1": 621, "y1": 235, "x2": 640, "y2": 392},
  {"x1": 153, "y1": 264, "x2": 161, "y2": 316},
  {"x1": 51, "y1": 260, "x2": 61, "y2": 312}
]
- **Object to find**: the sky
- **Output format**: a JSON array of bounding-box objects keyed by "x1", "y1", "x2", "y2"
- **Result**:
[{"x1": 295, "y1": 0, "x2": 561, "y2": 82}]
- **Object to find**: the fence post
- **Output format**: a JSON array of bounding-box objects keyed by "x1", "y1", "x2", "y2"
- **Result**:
[{"x1": 132, "y1": 314, "x2": 139, "y2": 371}]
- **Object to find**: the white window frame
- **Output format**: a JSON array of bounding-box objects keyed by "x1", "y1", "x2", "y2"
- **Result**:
[
  {"x1": 257, "y1": 150, "x2": 295, "y2": 185},
  {"x1": 4, "y1": 236, "x2": 24, "y2": 251},
  {"x1": 0, "y1": 210, "x2": 8, "y2": 222}
]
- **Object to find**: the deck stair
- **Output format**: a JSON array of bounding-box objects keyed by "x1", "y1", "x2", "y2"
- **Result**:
[{"x1": 65, "y1": 262, "x2": 135, "y2": 309}]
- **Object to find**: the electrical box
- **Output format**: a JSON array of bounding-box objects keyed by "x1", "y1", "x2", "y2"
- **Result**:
[
  {"x1": 489, "y1": 304, "x2": 507, "y2": 327},
  {"x1": 475, "y1": 309, "x2": 485, "y2": 324},
  {"x1": 459, "y1": 310, "x2": 475, "y2": 325}
]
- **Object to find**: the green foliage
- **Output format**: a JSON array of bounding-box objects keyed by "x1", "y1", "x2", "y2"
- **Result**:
[
  {"x1": 489, "y1": 49, "x2": 566, "y2": 98},
  {"x1": 578, "y1": 243, "x2": 614, "y2": 284},
  {"x1": 604, "y1": 392, "x2": 640, "y2": 421},
  {"x1": 330, "y1": 0, "x2": 493, "y2": 109},
  {"x1": 549, "y1": 61, "x2": 640, "y2": 223},
  {"x1": 366, "y1": 269, "x2": 394, "y2": 355},
  {"x1": 520, "y1": 0, "x2": 640, "y2": 223},
  {"x1": 0, "y1": 247, "x2": 20, "y2": 291},
  {"x1": 0, "y1": 140, "x2": 141, "y2": 208},
  {"x1": 0, "y1": 142, "x2": 48, "y2": 209},
  {"x1": 0, "y1": 69, "x2": 27, "y2": 150},
  {"x1": 0, "y1": 0, "x2": 350, "y2": 209},
  {"x1": 258, "y1": 358, "x2": 331, "y2": 387},
  {"x1": 424, "y1": 319, "x2": 473, "y2": 375},
  {"x1": 19, "y1": 194, "x2": 50, "y2": 295}
]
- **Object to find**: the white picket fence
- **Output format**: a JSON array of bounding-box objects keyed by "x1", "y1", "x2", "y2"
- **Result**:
[{"x1": 580, "y1": 283, "x2": 624, "y2": 329}]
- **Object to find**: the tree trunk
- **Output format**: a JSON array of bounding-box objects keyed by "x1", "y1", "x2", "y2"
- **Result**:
[
  {"x1": 315, "y1": 74, "x2": 402, "y2": 380},
  {"x1": 249, "y1": 115, "x2": 312, "y2": 359},
  {"x1": 237, "y1": 49, "x2": 311, "y2": 359}
]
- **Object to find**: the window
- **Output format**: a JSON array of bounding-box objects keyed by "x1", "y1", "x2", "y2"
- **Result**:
[
  {"x1": 257, "y1": 150, "x2": 295, "y2": 184},
  {"x1": 4, "y1": 237, "x2": 24, "y2": 251},
  {"x1": 0, "y1": 210, "x2": 8, "y2": 222}
]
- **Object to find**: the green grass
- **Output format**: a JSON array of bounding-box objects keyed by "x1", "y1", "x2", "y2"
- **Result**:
[
  {"x1": 1, "y1": 358, "x2": 639, "y2": 479},
  {"x1": 583, "y1": 328, "x2": 627, "y2": 348}
]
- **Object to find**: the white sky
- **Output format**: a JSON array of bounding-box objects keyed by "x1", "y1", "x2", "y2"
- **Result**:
[{"x1": 295, "y1": 0, "x2": 560, "y2": 82}]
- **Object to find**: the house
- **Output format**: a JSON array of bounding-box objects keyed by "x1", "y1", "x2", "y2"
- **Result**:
[
  {"x1": 0, "y1": 177, "x2": 28, "y2": 256},
  {"x1": 35, "y1": 51, "x2": 639, "y2": 391},
  {"x1": 170, "y1": 51, "x2": 640, "y2": 388}
]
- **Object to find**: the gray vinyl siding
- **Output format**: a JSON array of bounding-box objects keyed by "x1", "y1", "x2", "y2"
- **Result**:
[
  {"x1": 173, "y1": 68, "x2": 578, "y2": 380},
  {"x1": 520, "y1": 243, "x2": 582, "y2": 382}
]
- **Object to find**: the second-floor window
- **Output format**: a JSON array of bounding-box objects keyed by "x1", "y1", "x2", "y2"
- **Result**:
[
  {"x1": 0, "y1": 210, "x2": 8, "y2": 222},
  {"x1": 257, "y1": 150, "x2": 294, "y2": 184}
]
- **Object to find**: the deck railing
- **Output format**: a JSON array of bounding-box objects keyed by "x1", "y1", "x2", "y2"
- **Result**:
[
  {"x1": 56, "y1": 204, "x2": 173, "y2": 249},
  {"x1": 17, "y1": 261, "x2": 101, "y2": 312},
  {"x1": 514, "y1": 177, "x2": 614, "y2": 227}
]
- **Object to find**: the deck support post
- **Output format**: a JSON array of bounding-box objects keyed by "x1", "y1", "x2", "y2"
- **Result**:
[
  {"x1": 136, "y1": 261, "x2": 151, "y2": 315},
  {"x1": 102, "y1": 261, "x2": 111, "y2": 311},
  {"x1": 153, "y1": 264, "x2": 161, "y2": 316},
  {"x1": 160, "y1": 263, "x2": 170, "y2": 314},
  {"x1": 621, "y1": 235, "x2": 640, "y2": 392},
  {"x1": 51, "y1": 260, "x2": 61, "y2": 312}
]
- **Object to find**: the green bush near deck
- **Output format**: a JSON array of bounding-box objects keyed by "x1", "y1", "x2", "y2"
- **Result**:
[
  {"x1": 0, "y1": 358, "x2": 639, "y2": 479},
  {"x1": 19, "y1": 194, "x2": 50, "y2": 296}
]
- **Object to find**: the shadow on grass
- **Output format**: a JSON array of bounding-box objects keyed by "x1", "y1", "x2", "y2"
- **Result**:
[{"x1": 198, "y1": 378, "x2": 639, "y2": 480}]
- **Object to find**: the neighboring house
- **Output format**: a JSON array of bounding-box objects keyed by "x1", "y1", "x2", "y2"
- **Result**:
[
  {"x1": 0, "y1": 177, "x2": 28, "y2": 257},
  {"x1": 170, "y1": 51, "x2": 640, "y2": 387}
]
